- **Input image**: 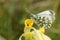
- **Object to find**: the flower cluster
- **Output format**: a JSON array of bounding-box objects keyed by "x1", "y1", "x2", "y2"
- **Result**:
[{"x1": 19, "y1": 19, "x2": 51, "y2": 40}]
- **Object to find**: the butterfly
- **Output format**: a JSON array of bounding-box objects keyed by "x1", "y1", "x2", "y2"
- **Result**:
[{"x1": 30, "y1": 10, "x2": 55, "y2": 29}]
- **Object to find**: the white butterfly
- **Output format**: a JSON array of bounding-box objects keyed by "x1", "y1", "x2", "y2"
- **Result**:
[{"x1": 30, "y1": 10, "x2": 55, "y2": 29}]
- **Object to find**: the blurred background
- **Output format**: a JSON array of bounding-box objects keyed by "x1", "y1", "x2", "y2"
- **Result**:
[{"x1": 0, "y1": 0, "x2": 60, "y2": 40}]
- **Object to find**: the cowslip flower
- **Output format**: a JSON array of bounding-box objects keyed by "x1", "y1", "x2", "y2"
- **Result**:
[
  {"x1": 25, "y1": 32, "x2": 32, "y2": 38},
  {"x1": 39, "y1": 27, "x2": 45, "y2": 34},
  {"x1": 19, "y1": 19, "x2": 34, "y2": 40},
  {"x1": 31, "y1": 27, "x2": 51, "y2": 40},
  {"x1": 19, "y1": 19, "x2": 51, "y2": 40},
  {"x1": 24, "y1": 19, "x2": 34, "y2": 29}
]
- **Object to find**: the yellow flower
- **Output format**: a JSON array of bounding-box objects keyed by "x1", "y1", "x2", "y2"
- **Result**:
[
  {"x1": 25, "y1": 19, "x2": 34, "y2": 29},
  {"x1": 39, "y1": 27, "x2": 45, "y2": 33},
  {"x1": 25, "y1": 32, "x2": 32, "y2": 38}
]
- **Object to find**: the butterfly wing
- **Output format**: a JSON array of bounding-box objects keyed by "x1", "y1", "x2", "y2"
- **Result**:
[
  {"x1": 37, "y1": 10, "x2": 55, "y2": 23},
  {"x1": 30, "y1": 10, "x2": 55, "y2": 29}
]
